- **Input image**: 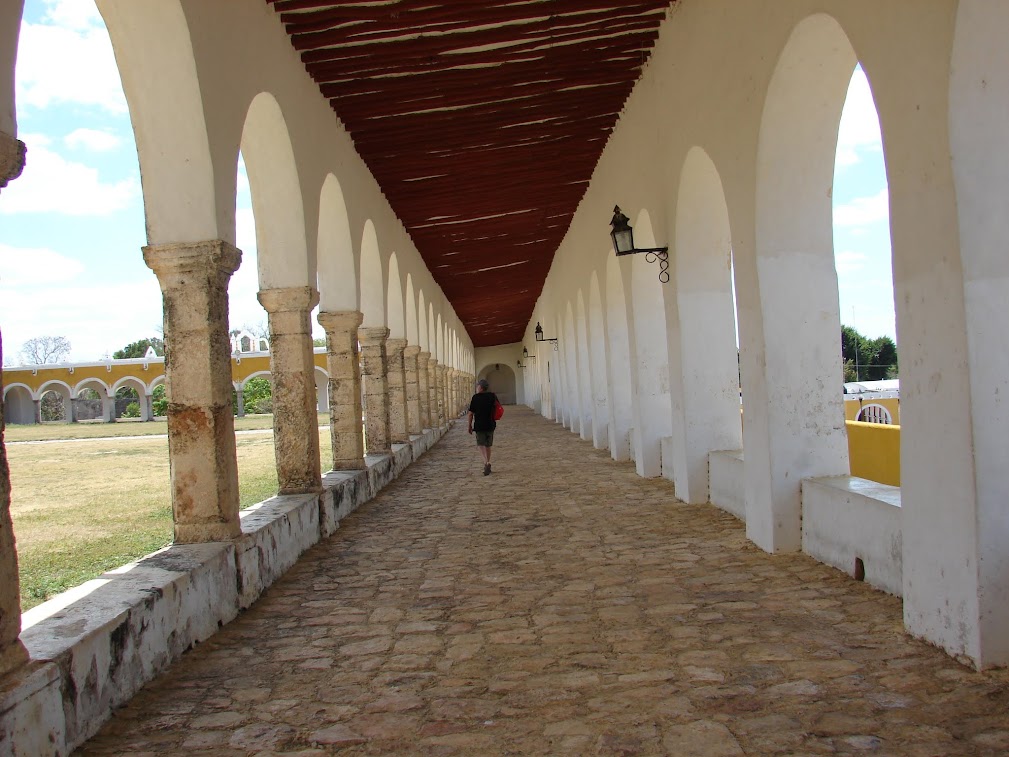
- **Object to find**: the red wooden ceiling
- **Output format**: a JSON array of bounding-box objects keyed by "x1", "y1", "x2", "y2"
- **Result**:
[{"x1": 267, "y1": 0, "x2": 672, "y2": 347}]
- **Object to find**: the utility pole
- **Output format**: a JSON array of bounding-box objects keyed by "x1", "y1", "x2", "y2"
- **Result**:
[{"x1": 852, "y1": 306, "x2": 859, "y2": 382}]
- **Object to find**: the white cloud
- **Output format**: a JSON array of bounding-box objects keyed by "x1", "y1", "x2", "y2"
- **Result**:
[
  {"x1": 64, "y1": 128, "x2": 121, "y2": 152},
  {"x1": 41, "y1": 0, "x2": 103, "y2": 31},
  {"x1": 835, "y1": 67, "x2": 883, "y2": 169},
  {"x1": 834, "y1": 250, "x2": 867, "y2": 276},
  {"x1": 0, "y1": 278, "x2": 163, "y2": 363},
  {"x1": 833, "y1": 188, "x2": 890, "y2": 228},
  {"x1": 15, "y1": 10, "x2": 127, "y2": 114},
  {"x1": 0, "y1": 243, "x2": 86, "y2": 287},
  {"x1": 0, "y1": 133, "x2": 139, "y2": 215}
]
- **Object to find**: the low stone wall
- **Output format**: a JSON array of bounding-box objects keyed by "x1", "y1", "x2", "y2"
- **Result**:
[
  {"x1": 801, "y1": 475, "x2": 902, "y2": 596},
  {"x1": 1, "y1": 423, "x2": 450, "y2": 756},
  {"x1": 709, "y1": 449, "x2": 745, "y2": 520}
]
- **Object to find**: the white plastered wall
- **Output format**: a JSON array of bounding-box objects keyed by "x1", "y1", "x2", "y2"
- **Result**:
[{"x1": 528, "y1": 0, "x2": 1003, "y2": 667}]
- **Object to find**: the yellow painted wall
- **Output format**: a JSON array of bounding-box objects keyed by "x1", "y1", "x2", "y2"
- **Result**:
[
  {"x1": 846, "y1": 420, "x2": 901, "y2": 487},
  {"x1": 4, "y1": 350, "x2": 331, "y2": 394}
]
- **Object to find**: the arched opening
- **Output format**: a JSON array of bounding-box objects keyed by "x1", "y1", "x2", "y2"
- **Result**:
[
  {"x1": 386, "y1": 253, "x2": 405, "y2": 339},
  {"x1": 240, "y1": 92, "x2": 310, "y2": 292},
  {"x1": 317, "y1": 173, "x2": 357, "y2": 312},
  {"x1": 628, "y1": 208, "x2": 672, "y2": 478},
  {"x1": 405, "y1": 275, "x2": 418, "y2": 347},
  {"x1": 113, "y1": 377, "x2": 148, "y2": 421},
  {"x1": 562, "y1": 301, "x2": 581, "y2": 435},
  {"x1": 604, "y1": 256, "x2": 633, "y2": 461},
  {"x1": 670, "y1": 147, "x2": 742, "y2": 504},
  {"x1": 575, "y1": 291, "x2": 593, "y2": 442},
  {"x1": 748, "y1": 13, "x2": 858, "y2": 552},
  {"x1": 478, "y1": 363, "x2": 517, "y2": 406},
  {"x1": 2, "y1": 385, "x2": 34, "y2": 425},
  {"x1": 587, "y1": 272, "x2": 609, "y2": 450},
  {"x1": 38, "y1": 381, "x2": 72, "y2": 423},
  {"x1": 360, "y1": 221, "x2": 384, "y2": 327}
]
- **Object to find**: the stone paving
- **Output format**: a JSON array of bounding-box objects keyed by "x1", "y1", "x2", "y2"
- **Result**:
[{"x1": 80, "y1": 407, "x2": 1009, "y2": 756}]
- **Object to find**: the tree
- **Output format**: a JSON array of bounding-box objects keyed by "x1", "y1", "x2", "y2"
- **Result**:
[
  {"x1": 113, "y1": 337, "x2": 164, "y2": 360},
  {"x1": 841, "y1": 325, "x2": 898, "y2": 382},
  {"x1": 242, "y1": 376, "x2": 273, "y2": 414},
  {"x1": 19, "y1": 336, "x2": 71, "y2": 365},
  {"x1": 313, "y1": 337, "x2": 327, "y2": 348}
]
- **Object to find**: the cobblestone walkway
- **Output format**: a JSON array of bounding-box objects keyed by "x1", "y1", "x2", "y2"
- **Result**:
[{"x1": 81, "y1": 407, "x2": 1009, "y2": 756}]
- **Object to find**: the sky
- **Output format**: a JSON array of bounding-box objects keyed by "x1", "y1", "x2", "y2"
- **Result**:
[{"x1": 0, "y1": 0, "x2": 896, "y2": 365}]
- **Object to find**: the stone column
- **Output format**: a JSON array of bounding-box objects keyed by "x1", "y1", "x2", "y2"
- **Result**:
[
  {"x1": 235, "y1": 388, "x2": 245, "y2": 418},
  {"x1": 429, "y1": 357, "x2": 442, "y2": 427},
  {"x1": 0, "y1": 330, "x2": 29, "y2": 678},
  {"x1": 70, "y1": 397, "x2": 79, "y2": 423},
  {"x1": 142, "y1": 393, "x2": 154, "y2": 422},
  {"x1": 0, "y1": 131, "x2": 26, "y2": 192},
  {"x1": 386, "y1": 338, "x2": 409, "y2": 444},
  {"x1": 440, "y1": 366, "x2": 450, "y2": 423},
  {"x1": 318, "y1": 310, "x2": 365, "y2": 470},
  {"x1": 32, "y1": 399, "x2": 41, "y2": 425},
  {"x1": 359, "y1": 326, "x2": 391, "y2": 455},
  {"x1": 144, "y1": 240, "x2": 242, "y2": 543},
  {"x1": 258, "y1": 287, "x2": 322, "y2": 495},
  {"x1": 403, "y1": 345, "x2": 422, "y2": 436},
  {"x1": 103, "y1": 393, "x2": 116, "y2": 423},
  {"x1": 417, "y1": 351, "x2": 431, "y2": 429}
]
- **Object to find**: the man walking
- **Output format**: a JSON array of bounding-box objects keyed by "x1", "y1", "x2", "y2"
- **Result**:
[{"x1": 468, "y1": 378, "x2": 498, "y2": 475}]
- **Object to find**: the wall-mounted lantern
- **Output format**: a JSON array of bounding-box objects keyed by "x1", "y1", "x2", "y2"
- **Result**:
[
  {"x1": 523, "y1": 347, "x2": 536, "y2": 362},
  {"x1": 534, "y1": 322, "x2": 559, "y2": 351},
  {"x1": 610, "y1": 205, "x2": 670, "y2": 283}
]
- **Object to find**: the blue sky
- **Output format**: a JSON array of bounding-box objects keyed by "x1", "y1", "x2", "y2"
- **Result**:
[{"x1": 0, "y1": 0, "x2": 896, "y2": 364}]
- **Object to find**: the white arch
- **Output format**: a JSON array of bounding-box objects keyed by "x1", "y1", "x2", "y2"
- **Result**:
[
  {"x1": 605, "y1": 255, "x2": 634, "y2": 461},
  {"x1": 37, "y1": 379, "x2": 73, "y2": 400},
  {"x1": 587, "y1": 271, "x2": 610, "y2": 450},
  {"x1": 317, "y1": 173, "x2": 357, "y2": 311},
  {"x1": 359, "y1": 220, "x2": 385, "y2": 326},
  {"x1": 562, "y1": 300, "x2": 580, "y2": 433},
  {"x1": 405, "y1": 275, "x2": 418, "y2": 345},
  {"x1": 239, "y1": 370, "x2": 273, "y2": 390},
  {"x1": 669, "y1": 146, "x2": 742, "y2": 504},
  {"x1": 73, "y1": 377, "x2": 111, "y2": 398},
  {"x1": 628, "y1": 208, "x2": 672, "y2": 478},
  {"x1": 240, "y1": 92, "x2": 310, "y2": 289},
  {"x1": 386, "y1": 253, "x2": 405, "y2": 339},
  {"x1": 575, "y1": 291, "x2": 593, "y2": 442},
  {"x1": 417, "y1": 289, "x2": 429, "y2": 351},
  {"x1": 2, "y1": 383, "x2": 33, "y2": 401},
  {"x1": 747, "y1": 12, "x2": 855, "y2": 552},
  {"x1": 97, "y1": 0, "x2": 218, "y2": 244},
  {"x1": 112, "y1": 376, "x2": 149, "y2": 395}
]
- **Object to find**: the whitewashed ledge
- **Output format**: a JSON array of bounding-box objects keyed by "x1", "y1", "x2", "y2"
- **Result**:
[{"x1": 1, "y1": 422, "x2": 452, "y2": 756}]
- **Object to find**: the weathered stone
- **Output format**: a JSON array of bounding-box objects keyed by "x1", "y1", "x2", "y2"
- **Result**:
[
  {"x1": 403, "y1": 345, "x2": 423, "y2": 435},
  {"x1": 318, "y1": 310, "x2": 365, "y2": 471},
  {"x1": 0, "y1": 131, "x2": 26, "y2": 190},
  {"x1": 0, "y1": 330, "x2": 28, "y2": 678},
  {"x1": 359, "y1": 326, "x2": 391, "y2": 455},
  {"x1": 662, "y1": 721, "x2": 744, "y2": 756},
  {"x1": 385, "y1": 338, "x2": 409, "y2": 444},
  {"x1": 258, "y1": 287, "x2": 322, "y2": 494},
  {"x1": 417, "y1": 351, "x2": 432, "y2": 429},
  {"x1": 143, "y1": 240, "x2": 242, "y2": 543}
]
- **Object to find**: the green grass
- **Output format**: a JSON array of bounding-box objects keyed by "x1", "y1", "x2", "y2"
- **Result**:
[
  {"x1": 9, "y1": 423, "x2": 333, "y2": 611},
  {"x1": 3, "y1": 413, "x2": 330, "y2": 443}
]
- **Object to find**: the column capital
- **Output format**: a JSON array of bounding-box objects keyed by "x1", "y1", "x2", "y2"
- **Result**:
[
  {"x1": 257, "y1": 286, "x2": 319, "y2": 314},
  {"x1": 418, "y1": 350, "x2": 431, "y2": 362},
  {"x1": 404, "y1": 344, "x2": 422, "y2": 358},
  {"x1": 0, "y1": 131, "x2": 27, "y2": 190},
  {"x1": 143, "y1": 239, "x2": 242, "y2": 281},
  {"x1": 386, "y1": 337, "x2": 408, "y2": 352},
  {"x1": 359, "y1": 326, "x2": 390, "y2": 344},
  {"x1": 318, "y1": 309, "x2": 363, "y2": 333}
]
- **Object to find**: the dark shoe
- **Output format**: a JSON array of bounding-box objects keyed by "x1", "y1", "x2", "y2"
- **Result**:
[{"x1": 483, "y1": 464, "x2": 491, "y2": 476}]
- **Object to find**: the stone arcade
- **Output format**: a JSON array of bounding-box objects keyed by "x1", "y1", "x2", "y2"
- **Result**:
[{"x1": 2, "y1": 1, "x2": 1009, "y2": 753}]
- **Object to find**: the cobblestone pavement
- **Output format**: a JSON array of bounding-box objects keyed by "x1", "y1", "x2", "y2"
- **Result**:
[{"x1": 81, "y1": 407, "x2": 1009, "y2": 756}]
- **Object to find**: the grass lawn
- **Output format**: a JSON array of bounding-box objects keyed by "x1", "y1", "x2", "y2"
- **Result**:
[
  {"x1": 8, "y1": 422, "x2": 333, "y2": 611},
  {"x1": 3, "y1": 413, "x2": 330, "y2": 443}
]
